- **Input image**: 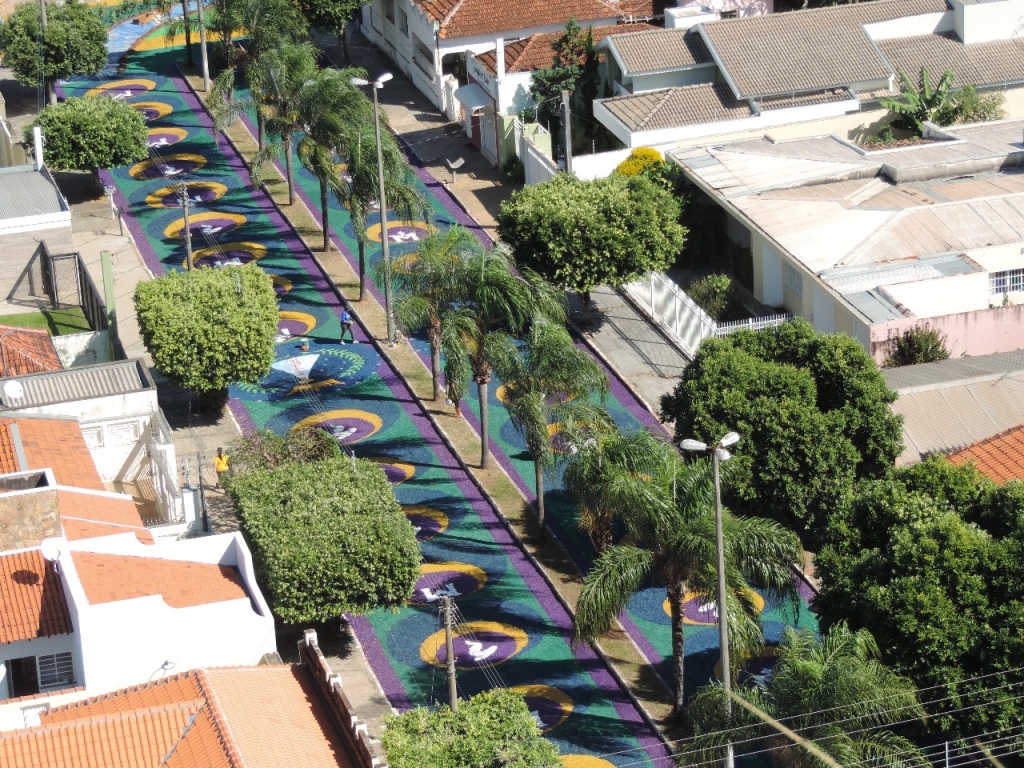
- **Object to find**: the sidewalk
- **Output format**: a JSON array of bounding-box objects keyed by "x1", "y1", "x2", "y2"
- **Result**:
[{"x1": 318, "y1": 31, "x2": 690, "y2": 417}]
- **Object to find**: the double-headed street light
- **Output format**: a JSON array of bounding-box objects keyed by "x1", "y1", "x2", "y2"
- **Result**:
[
  {"x1": 681, "y1": 430, "x2": 739, "y2": 768},
  {"x1": 349, "y1": 73, "x2": 396, "y2": 345}
]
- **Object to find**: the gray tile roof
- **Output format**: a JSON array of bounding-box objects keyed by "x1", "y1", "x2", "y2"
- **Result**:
[
  {"x1": 0, "y1": 359, "x2": 154, "y2": 409},
  {"x1": 755, "y1": 89, "x2": 853, "y2": 111},
  {"x1": 601, "y1": 83, "x2": 751, "y2": 131},
  {"x1": 878, "y1": 31, "x2": 1024, "y2": 89},
  {"x1": 0, "y1": 166, "x2": 68, "y2": 221},
  {"x1": 698, "y1": 0, "x2": 948, "y2": 98},
  {"x1": 605, "y1": 27, "x2": 712, "y2": 75}
]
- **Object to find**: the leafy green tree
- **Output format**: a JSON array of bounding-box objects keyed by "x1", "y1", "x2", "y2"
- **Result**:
[
  {"x1": 25, "y1": 97, "x2": 147, "y2": 174},
  {"x1": 0, "y1": 0, "x2": 107, "y2": 105},
  {"x1": 497, "y1": 173, "x2": 686, "y2": 321},
  {"x1": 687, "y1": 624, "x2": 928, "y2": 768},
  {"x1": 296, "y1": 0, "x2": 365, "y2": 62},
  {"x1": 228, "y1": 456, "x2": 420, "y2": 622},
  {"x1": 134, "y1": 265, "x2": 278, "y2": 396},
  {"x1": 660, "y1": 320, "x2": 902, "y2": 531},
  {"x1": 528, "y1": 18, "x2": 599, "y2": 150},
  {"x1": 881, "y1": 67, "x2": 956, "y2": 134},
  {"x1": 382, "y1": 689, "x2": 561, "y2": 768},
  {"x1": 393, "y1": 227, "x2": 481, "y2": 401},
  {"x1": 572, "y1": 430, "x2": 802, "y2": 716},
  {"x1": 685, "y1": 273, "x2": 738, "y2": 322},
  {"x1": 492, "y1": 318, "x2": 608, "y2": 526},
  {"x1": 440, "y1": 246, "x2": 565, "y2": 468},
  {"x1": 884, "y1": 325, "x2": 950, "y2": 368},
  {"x1": 224, "y1": 427, "x2": 341, "y2": 480}
]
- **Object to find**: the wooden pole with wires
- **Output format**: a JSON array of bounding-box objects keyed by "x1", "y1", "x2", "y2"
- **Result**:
[
  {"x1": 180, "y1": 184, "x2": 193, "y2": 271},
  {"x1": 443, "y1": 595, "x2": 458, "y2": 712}
]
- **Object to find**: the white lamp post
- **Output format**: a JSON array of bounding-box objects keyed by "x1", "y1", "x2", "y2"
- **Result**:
[
  {"x1": 681, "y1": 430, "x2": 739, "y2": 768},
  {"x1": 350, "y1": 73, "x2": 396, "y2": 345}
]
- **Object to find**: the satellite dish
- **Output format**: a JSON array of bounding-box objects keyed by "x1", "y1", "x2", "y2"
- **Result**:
[
  {"x1": 40, "y1": 538, "x2": 63, "y2": 563},
  {"x1": 3, "y1": 380, "x2": 23, "y2": 401}
]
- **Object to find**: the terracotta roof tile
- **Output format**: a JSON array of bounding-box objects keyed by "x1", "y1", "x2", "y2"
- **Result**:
[
  {"x1": 418, "y1": 0, "x2": 655, "y2": 39},
  {"x1": 948, "y1": 424, "x2": 1024, "y2": 484},
  {"x1": 477, "y1": 22, "x2": 657, "y2": 75},
  {"x1": 0, "y1": 421, "x2": 18, "y2": 474},
  {"x1": 0, "y1": 549, "x2": 72, "y2": 644},
  {"x1": 0, "y1": 417, "x2": 104, "y2": 490},
  {"x1": 0, "y1": 325, "x2": 61, "y2": 378},
  {"x1": 71, "y1": 551, "x2": 249, "y2": 608},
  {"x1": 42, "y1": 672, "x2": 205, "y2": 723},
  {"x1": 57, "y1": 489, "x2": 154, "y2": 545}
]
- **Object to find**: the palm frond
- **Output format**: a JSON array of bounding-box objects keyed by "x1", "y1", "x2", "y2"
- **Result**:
[{"x1": 573, "y1": 543, "x2": 654, "y2": 642}]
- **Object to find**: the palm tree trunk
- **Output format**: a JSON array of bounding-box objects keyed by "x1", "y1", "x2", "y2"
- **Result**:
[
  {"x1": 257, "y1": 110, "x2": 266, "y2": 151},
  {"x1": 319, "y1": 177, "x2": 330, "y2": 252},
  {"x1": 180, "y1": 0, "x2": 194, "y2": 67},
  {"x1": 337, "y1": 23, "x2": 350, "y2": 64},
  {"x1": 581, "y1": 290, "x2": 592, "y2": 324},
  {"x1": 477, "y1": 377, "x2": 490, "y2": 468},
  {"x1": 666, "y1": 579, "x2": 687, "y2": 718},
  {"x1": 534, "y1": 459, "x2": 545, "y2": 527},
  {"x1": 591, "y1": 518, "x2": 613, "y2": 555},
  {"x1": 283, "y1": 130, "x2": 295, "y2": 205},
  {"x1": 357, "y1": 239, "x2": 366, "y2": 301},
  {"x1": 428, "y1": 320, "x2": 442, "y2": 400}
]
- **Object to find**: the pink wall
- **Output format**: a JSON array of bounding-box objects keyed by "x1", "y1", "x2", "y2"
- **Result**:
[{"x1": 870, "y1": 304, "x2": 1024, "y2": 364}]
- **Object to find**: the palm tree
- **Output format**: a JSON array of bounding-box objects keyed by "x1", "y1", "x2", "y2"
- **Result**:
[
  {"x1": 440, "y1": 245, "x2": 565, "y2": 469},
  {"x1": 492, "y1": 318, "x2": 609, "y2": 527},
  {"x1": 686, "y1": 623, "x2": 928, "y2": 768},
  {"x1": 572, "y1": 432, "x2": 802, "y2": 717},
  {"x1": 155, "y1": 0, "x2": 194, "y2": 67},
  {"x1": 881, "y1": 67, "x2": 956, "y2": 134},
  {"x1": 393, "y1": 226, "x2": 481, "y2": 400},
  {"x1": 344, "y1": 117, "x2": 430, "y2": 301},
  {"x1": 249, "y1": 42, "x2": 319, "y2": 205},
  {"x1": 296, "y1": 67, "x2": 370, "y2": 252}
]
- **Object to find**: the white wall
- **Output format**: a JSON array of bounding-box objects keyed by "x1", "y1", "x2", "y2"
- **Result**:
[
  {"x1": 630, "y1": 67, "x2": 716, "y2": 93},
  {"x1": 863, "y1": 10, "x2": 953, "y2": 41},
  {"x1": 879, "y1": 272, "x2": 990, "y2": 317},
  {"x1": 952, "y1": 0, "x2": 1024, "y2": 44},
  {"x1": 52, "y1": 331, "x2": 113, "y2": 368},
  {"x1": 676, "y1": 0, "x2": 772, "y2": 18}
]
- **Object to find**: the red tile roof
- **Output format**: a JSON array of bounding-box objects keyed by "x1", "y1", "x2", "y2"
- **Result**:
[
  {"x1": 71, "y1": 551, "x2": 249, "y2": 608},
  {"x1": 0, "y1": 325, "x2": 61, "y2": 378},
  {"x1": 476, "y1": 22, "x2": 656, "y2": 75},
  {"x1": 417, "y1": 0, "x2": 655, "y2": 39},
  {"x1": 58, "y1": 490, "x2": 154, "y2": 545},
  {"x1": 947, "y1": 424, "x2": 1024, "y2": 484},
  {"x1": 5, "y1": 667, "x2": 355, "y2": 767},
  {"x1": 0, "y1": 417, "x2": 104, "y2": 490},
  {"x1": 0, "y1": 549, "x2": 72, "y2": 645}
]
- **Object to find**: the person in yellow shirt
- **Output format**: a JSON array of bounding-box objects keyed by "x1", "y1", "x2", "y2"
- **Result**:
[{"x1": 213, "y1": 447, "x2": 229, "y2": 488}]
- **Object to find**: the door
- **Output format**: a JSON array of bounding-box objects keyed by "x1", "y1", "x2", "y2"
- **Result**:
[
  {"x1": 6, "y1": 657, "x2": 39, "y2": 698},
  {"x1": 480, "y1": 113, "x2": 498, "y2": 166}
]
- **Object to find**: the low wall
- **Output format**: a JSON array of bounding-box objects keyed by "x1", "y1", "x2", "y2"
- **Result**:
[
  {"x1": 53, "y1": 331, "x2": 112, "y2": 368},
  {"x1": 572, "y1": 147, "x2": 632, "y2": 180},
  {"x1": 870, "y1": 303, "x2": 1024, "y2": 363}
]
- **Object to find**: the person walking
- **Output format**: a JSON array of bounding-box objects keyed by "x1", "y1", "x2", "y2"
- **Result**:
[
  {"x1": 340, "y1": 307, "x2": 356, "y2": 344},
  {"x1": 213, "y1": 447, "x2": 229, "y2": 489}
]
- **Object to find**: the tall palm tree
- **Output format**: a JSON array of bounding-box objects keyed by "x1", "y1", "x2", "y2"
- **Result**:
[
  {"x1": 440, "y1": 245, "x2": 565, "y2": 469},
  {"x1": 492, "y1": 318, "x2": 609, "y2": 527},
  {"x1": 393, "y1": 226, "x2": 481, "y2": 400},
  {"x1": 572, "y1": 433, "x2": 802, "y2": 717},
  {"x1": 249, "y1": 41, "x2": 319, "y2": 205},
  {"x1": 881, "y1": 67, "x2": 956, "y2": 134},
  {"x1": 296, "y1": 66, "x2": 369, "y2": 253},
  {"x1": 344, "y1": 117, "x2": 429, "y2": 301},
  {"x1": 686, "y1": 623, "x2": 928, "y2": 768}
]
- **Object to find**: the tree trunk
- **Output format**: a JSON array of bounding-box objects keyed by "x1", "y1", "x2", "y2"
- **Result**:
[
  {"x1": 581, "y1": 289, "x2": 592, "y2": 324},
  {"x1": 257, "y1": 109, "x2": 266, "y2": 151},
  {"x1": 666, "y1": 579, "x2": 687, "y2": 718},
  {"x1": 284, "y1": 130, "x2": 295, "y2": 205},
  {"x1": 477, "y1": 377, "x2": 490, "y2": 468},
  {"x1": 591, "y1": 518, "x2": 613, "y2": 555},
  {"x1": 46, "y1": 80, "x2": 57, "y2": 107},
  {"x1": 181, "y1": 0, "x2": 194, "y2": 67},
  {"x1": 534, "y1": 459, "x2": 545, "y2": 528},
  {"x1": 428, "y1": 320, "x2": 442, "y2": 400},
  {"x1": 357, "y1": 239, "x2": 366, "y2": 301},
  {"x1": 337, "y1": 23, "x2": 350, "y2": 64},
  {"x1": 320, "y1": 177, "x2": 330, "y2": 252}
]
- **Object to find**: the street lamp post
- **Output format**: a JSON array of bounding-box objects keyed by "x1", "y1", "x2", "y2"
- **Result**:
[
  {"x1": 350, "y1": 73, "x2": 396, "y2": 345},
  {"x1": 681, "y1": 430, "x2": 740, "y2": 768}
]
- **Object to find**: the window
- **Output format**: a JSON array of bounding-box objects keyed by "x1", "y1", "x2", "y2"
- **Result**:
[
  {"x1": 414, "y1": 36, "x2": 435, "y2": 77},
  {"x1": 384, "y1": 0, "x2": 395, "y2": 23},
  {"x1": 6, "y1": 656, "x2": 39, "y2": 698},
  {"x1": 784, "y1": 262, "x2": 804, "y2": 299},
  {"x1": 990, "y1": 268, "x2": 1024, "y2": 295},
  {"x1": 720, "y1": 10, "x2": 738, "y2": 18},
  {"x1": 38, "y1": 652, "x2": 75, "y2": 689},
  {"x1": 399, "y1": 9, "x2": 408, "y2": 35}
]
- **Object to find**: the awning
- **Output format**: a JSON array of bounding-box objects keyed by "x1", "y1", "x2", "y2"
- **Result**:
[{"x1": 453, "y1": 83, "x2": 493, "y2": 116}]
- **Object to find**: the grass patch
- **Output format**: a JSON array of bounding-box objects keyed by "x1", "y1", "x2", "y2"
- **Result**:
[{"x1": 0, "y1": 307, "x2": 91, "y2": 335}]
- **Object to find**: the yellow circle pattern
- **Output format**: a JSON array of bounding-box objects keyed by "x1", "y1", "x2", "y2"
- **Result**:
[
  {"x1": 291, "y1": 409, "x2": 384, "y2": 441},
  {"x1": 163, "y1": 211, "x2": 247, "y2": 240},
  {"x1": 662, "y1": 590, "x2": 766, "y2": 625},
  {"x1": 365, "y1": 220, "x2": 436, "y2": 244},
  {"x1": 146, "y1": 182, "x2": 228, "y2": 209},
  {"x1": 419, "y1": 621, "x2": 528, "y2": 669},
  {"x1": 402, "y1": 505, "x2": 447, "y2": 536},
  {"x1": 131, "y1": 101, "x2": 174, "y2": 120},
  {"x1": 85, "y1": 78, "x2": 156, "y2": 97},
  {"x1": 129, "y1": 153, "x2": 207, "y2": 180},
  {"x1": 508, "y1": 684, "x2": 574, "y2": 732}
]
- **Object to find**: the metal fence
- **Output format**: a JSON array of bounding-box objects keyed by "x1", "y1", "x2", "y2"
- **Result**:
[
  {"x1": 148, "y1": 414, "x2": 183, "y2": 524},
  {"x1": 623, "y1": 271, "x2": 793, "y2": 358},
  {"x1": 38, "y1": 242, "x2": 108, "y2": 331}
]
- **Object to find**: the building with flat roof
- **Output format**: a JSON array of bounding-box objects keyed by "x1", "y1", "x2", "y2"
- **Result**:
[{"x1": 671, "y1": 117, "x2": 1024, "y2": 363}]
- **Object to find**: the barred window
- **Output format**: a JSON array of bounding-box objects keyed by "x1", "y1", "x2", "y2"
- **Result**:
[
  {"x1": 784, "y1": 262, "x2": 804, "y2": 299},
  {"x1": 384, "y1": 0, "x2": 395, "y2": 22},
  {"x1": 990, "y1": 268, "x2": 1024, "y2": 295},
  {"x1": 37, "y1": 652, "x2": 75, "y2": 689}
]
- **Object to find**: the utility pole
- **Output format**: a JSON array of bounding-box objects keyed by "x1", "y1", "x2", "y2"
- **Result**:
[
  {"x1": 561, "y1": 89, "x2": 572, "y2": 174},
  {"x1": 196, "y1": 0, "x2": 210, "y2": 92},
  {"x1": 442, "y1": 595, "x2": 458, "y2": 712},
  {"x1": 180, "y1": 185, "x2": 193, "y2": 271},
  {"x1": 39, "y1": 0, "x2": 56, "y2": 106}
]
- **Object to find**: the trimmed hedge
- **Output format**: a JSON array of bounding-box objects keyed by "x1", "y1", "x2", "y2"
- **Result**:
[{"x1": 228, "y1": 457, "x2": 420, "y2": 623}]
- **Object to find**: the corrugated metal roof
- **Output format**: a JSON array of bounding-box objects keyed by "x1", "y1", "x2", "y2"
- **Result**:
[
  {"x1": 0, "y1": 165, "x2": 68, "y2": 220},
  {"x1": 0, "y1": 359, "x2": 152, "y2": 409},
  {"x1": 882, "y1": 349, "x2": 1024, "y2": 392}
]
